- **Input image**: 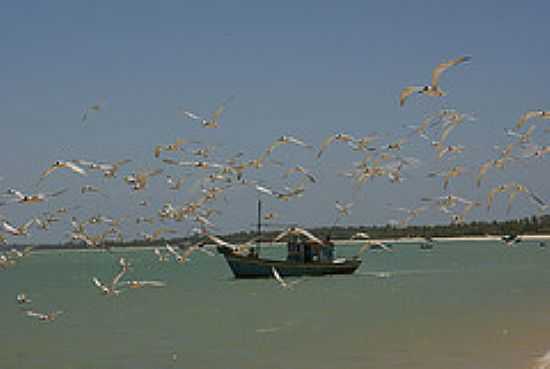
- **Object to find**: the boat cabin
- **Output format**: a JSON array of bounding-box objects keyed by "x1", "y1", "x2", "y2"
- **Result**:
[{"x1": 286, "y1": 235, "x2": 334, "y2": 263}]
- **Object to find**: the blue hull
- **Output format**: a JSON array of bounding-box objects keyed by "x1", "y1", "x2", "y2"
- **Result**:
[{"x1": 221, "y1": 252, "x2": 362, "y2": 278}]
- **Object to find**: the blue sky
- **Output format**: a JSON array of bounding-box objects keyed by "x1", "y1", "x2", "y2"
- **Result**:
[{"x1": 1, "y1": 1, "x2": 549, "y2": 243}]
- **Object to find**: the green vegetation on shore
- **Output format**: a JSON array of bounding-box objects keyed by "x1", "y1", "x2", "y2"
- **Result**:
[{"x1": 20, "y1": 214, "x2": 550, "y2": 250}]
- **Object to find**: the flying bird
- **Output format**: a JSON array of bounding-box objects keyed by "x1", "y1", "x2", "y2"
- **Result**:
[
  {"x1": 16, "y1": 293, "x2": 32, "y2": 304},
  {"x1": 154, "y1": 247, "x2": 169, "y2": 262},
  {"x1": 166, "y1": 175, "x2": 188, "y2": 191},
  {"x1": 166, "y1": 241, "x2": 211, "y2": 264},
  {"x1": 40, "y1": 161, "x2": 87, "y2": 180},
  {"x1": 81, "y1": 103, "x2": 102, "y2": 123},
  {"x1": 399, "y1": 56, "x2": 472, "y2": 106},
  {"x1": 25, "y1": 309, "x2": 63, "y2": 322},
  {"x1": 91, "y1": 257, "x2": 129, "y2": 296},
  {"x1": 1, "y1": 188, "x2": 67, "y2": 206},
  {"x1": 428, "y1": 166, "x2": 466, "y2": 190},
  {"x1": 154, "y1": 138, "x2": 187, "y2": 158},
  {"x1": 180, "y1": 98, "x2": 233, "y2": 128},
  {"x1": 165, "y1": 243, "x2": 187, "y2": 263},
  {"x1": 335, "y1": 201, "x2": 353, "y2": 217},
  {"x1": 124, "y1": 169, "x2": 163, "y2": 191},
  {"x1": 317, "y1": 133, "x2": 355, "y2": 159},
  {"x1": 357, "y1": 241, "x2": 393, "y2": 255},
  {"x1": 1, "y1": 219, "x2": 34, "y2": 237}
]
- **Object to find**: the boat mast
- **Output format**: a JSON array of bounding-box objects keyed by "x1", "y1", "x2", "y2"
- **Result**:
[{"x1": 256, "y1": 198, "x2": 262, "y2": 254}]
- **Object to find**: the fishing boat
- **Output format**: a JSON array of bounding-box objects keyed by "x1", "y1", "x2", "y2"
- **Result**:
[{"x1": 217, "y1": 200, "x2": 362, "y2": 278}]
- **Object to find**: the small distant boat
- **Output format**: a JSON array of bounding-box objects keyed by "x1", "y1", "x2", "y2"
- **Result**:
[
  {"x1": 502, "y1": 234, "x2": 522, "y2": 245},
  {"x1": 420, "y1": 242, "x2": 434, "y2": 250},
  {"x1": 420, "y1": 237, "x2": 434, "y2": 250},
  {"x1": 369, "y1": 242, "x2": 392, "y2": 251},
  {"x1": 217, "y1": 200, "x2": 361, "y2": 279}
]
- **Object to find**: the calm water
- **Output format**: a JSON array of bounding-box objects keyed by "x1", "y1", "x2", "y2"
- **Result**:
[{"x1": 2, "y1": 241, "x2": 550, "y2": 369}]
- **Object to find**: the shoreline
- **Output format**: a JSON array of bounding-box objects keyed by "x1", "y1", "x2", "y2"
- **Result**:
[
  {"x1": 25, "y1": 234, "x2": 550, "y2": 253},
  {"x1": 334, "y1": 234, "x2": 550, "y2": 245}
]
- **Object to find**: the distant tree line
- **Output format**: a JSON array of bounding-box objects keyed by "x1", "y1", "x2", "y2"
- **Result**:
[{"x1": 23, "y1": 214, "x2": 550, "y2": 250}]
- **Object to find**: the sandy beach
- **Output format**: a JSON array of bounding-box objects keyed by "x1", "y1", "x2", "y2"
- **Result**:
[{"x1": 334, "y1": 234, "x2": 550, "y2": 245}]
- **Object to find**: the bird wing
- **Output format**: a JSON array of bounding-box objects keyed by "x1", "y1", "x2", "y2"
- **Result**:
[
  {"x1": 476, "y1": 160, "x2": 493, "y2": 187},
  {"x1": 293, "y1": 228, "x2": 324, "y2": 245},
  {"x1": 211, "y1": 104, "x2": 225, "y2": 123},
  {"x1": 129, "y1": 280, "x2": 166, "y2": 287},
  {"x1": 506, "y1": 191, "x2": 519, "y2": 214},
  {"x1": 521, "y1": 125, "x2": 537, "y2": 142},
  {"x1": 165, "y1": 243, "x2": 181, "y2": 256},
  {"x1": 255, "y1": 184, "x2": 274, "y2": 196},
  {"x1": 439, "y1": 124, "x2": 456, "y2": 144},
  {"x1": 25, "y1": 310, "x2": 43, "y2": 318},
  {"x1": 529, "y1": 191, "x2": 546, "y2": 207},
  {"x1": 2, "y1": 221, "x2": 17, "y2": 234},
  {"x1": 431, "y1": 56, "x2": 471, "y2": 87},
  {"x1": 271, "y1": 267, "x2": 287, "y2": 288},
  {"x1": 154, "y1": 145, "x2": 163, "y2": 158},
  {"x1": 48, "y1": 188, "x2": 68, "y2": 198},
  {"x1": 65, "y1": 162, "x2": 87, "y2": 175},
  {"x1": 161, "y1": 158, "x2": 182, "y2": 166},
  {"x1": 515, "y1": 111, "x2": 541, "y2": 130},
  {"x1": 207, "y1": 234, "x2": 235, "y2": 249},
  {"x1": 92, "y1": 277, "x2": 104, "y2": 289},
  {"x1": 399, "y1": 86, "x2": 422, "y2": 106},
  {"x1": 357, "y1": 241, "x2": 374, "y2": 255},
  {"x1": 20, "y1": 219, "x2": 34, "y2": 232},
  {"x1": 111, "y1": 264, "x2": 128, "y2": 287},
  {"x1": 264, "y1": 140, "x2": 283, "y2": 156},
  {"x1": 110, "y1": 159, "x2": 131, "y2": 173},
  {"x1": 300, "y1": 171, "x2": 316, "y2": 184},
  {"x1": 40, "y1": 165, "x2": 58, "y2": 178},
  {"x1": 487, "y1": 187, "x2": 501, "y2": 210},
  {"x1": 273, "y1": 229, "x2": 292, "y2": 242},
  {"x1": 73, "y1": 159, "x2": 97, "y2": 168},
  {"x1": 182, "y1": 111, "x2": 202, "y2": 120},
  {"x1": 81, "y1": 109, "x2": 89, "y2": 123},
  {"x1": 317, "y1": 134, "x2": 336, "y2": 158},
  {"x1": 287, "y1": 136, "x2": 312, "y2": 148},
  {"x1": 7, "y1": 189, "x2": 26, "y2": 200},
  {"x1": 180, "y1": 245, "x2": 199, "y2": 262},
  {"x1": 443, "y1": 175, "x2": 450, "y2": 191}
]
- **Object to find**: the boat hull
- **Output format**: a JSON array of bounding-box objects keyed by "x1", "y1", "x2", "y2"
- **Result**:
[{"x1": 220, "y1": 251, "x2": 362, "y2": 278}]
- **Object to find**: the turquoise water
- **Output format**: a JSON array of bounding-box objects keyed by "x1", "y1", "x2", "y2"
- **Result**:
[{"x1": 2, "y1": 241, "x2": 550, "y2": 369}]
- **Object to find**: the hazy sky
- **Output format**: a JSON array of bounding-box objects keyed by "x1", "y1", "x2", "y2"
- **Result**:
[{"x1": 1, "y1": 1, "x2": 549, "y2": 244}]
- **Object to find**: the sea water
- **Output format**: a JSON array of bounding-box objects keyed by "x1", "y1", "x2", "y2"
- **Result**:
[{"x1": 1, "y1": 241, "x2": 550, "y2": 369}]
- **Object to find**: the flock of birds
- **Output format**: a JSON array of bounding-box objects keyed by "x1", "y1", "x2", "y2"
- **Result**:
[{"x1": 1, "y1": 56, "x2": 549, "y2": 331}]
